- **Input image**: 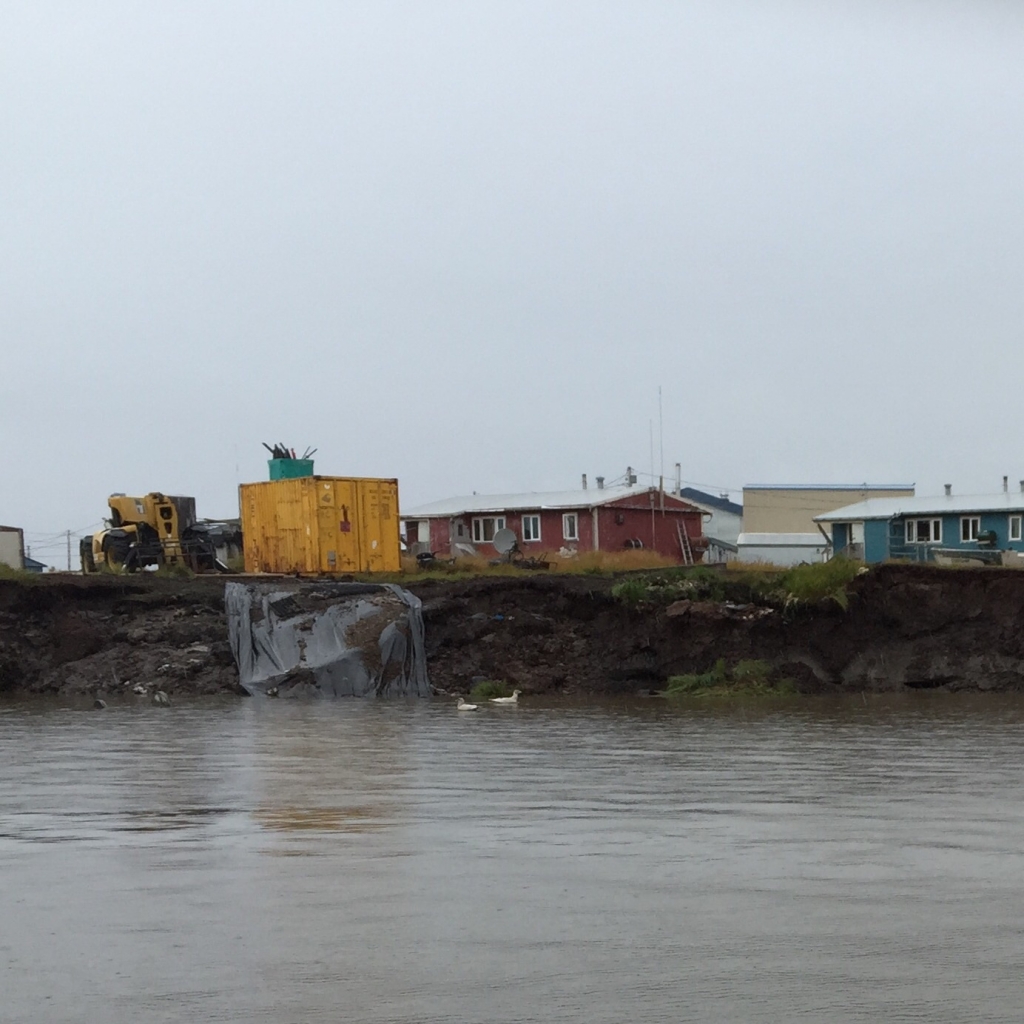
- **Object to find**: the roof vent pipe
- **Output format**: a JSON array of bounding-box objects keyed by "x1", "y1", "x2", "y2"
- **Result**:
[
  {"x1": 1004, "y1": 476, "x2": 1009, "y2": 493},
  {"x1": 596, "y1": 476, "x2": 605, "y2": 490},
  {"x1": 674, "y1": 462, "x2": 682, "y2": 496},
  {"x1": 944, "y1": 484, "x2": 952, "y2": 497},
  {"x1": 582, "y1": 474, "x2": 587, "y2": 490}
]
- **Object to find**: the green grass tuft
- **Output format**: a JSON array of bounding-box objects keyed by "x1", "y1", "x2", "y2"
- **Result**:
[
  {"x1": 153, "y1": 563, "x2": 195, "y2": 580},
  {"x1": 780, "y1": 558, "x2": 861, "y2": 608},
  {"x1": 0, "y1": 564, "x2": 37, "y2": 581},
  {"x1": 469, "y1": 679, "x2": 512, "y2": 700},
  {"x1": 663, "y1": 659, "x2": 797, "y2": 698}
]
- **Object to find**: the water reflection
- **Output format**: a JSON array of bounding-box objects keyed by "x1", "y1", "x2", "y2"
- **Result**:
[
  {"x1": 253, "y1": 805, "x2": 387, "y2": 833},
  {"x1": 3, "y1": 694, "x2": 1024, "y2": 1023}
]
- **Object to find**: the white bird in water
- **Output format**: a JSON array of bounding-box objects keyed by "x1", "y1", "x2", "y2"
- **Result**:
[
  {"x1": 489, "y1": 689, "x2": 522, "y2": 705},
  {"x1": 456, "y1": 697, "x2": 478, "y2": 711}
]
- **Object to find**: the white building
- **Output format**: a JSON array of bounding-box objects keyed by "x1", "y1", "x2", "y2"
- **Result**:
[{"x1": 0, "y1": 526, "x2": 26, "y2": 571}]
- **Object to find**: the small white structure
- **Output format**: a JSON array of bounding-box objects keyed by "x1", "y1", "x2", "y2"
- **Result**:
[
  {"x1": 735, "y1": 532, "x2": 830, "y2": 566},
  {"x1": 0, "y1": 526, "x2": 26, "y2": 571}
]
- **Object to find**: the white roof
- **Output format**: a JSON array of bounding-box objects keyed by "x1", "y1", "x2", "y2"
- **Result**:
[
  {"x1": 737, "y1": 533, "x2": 828, "y2": 546},
  {"x1": 816, "y1": 491, "x2": 1024, "y2": 523},
  {"x1": 403, "y1": 484, "x2": 686, "y2": 518}
]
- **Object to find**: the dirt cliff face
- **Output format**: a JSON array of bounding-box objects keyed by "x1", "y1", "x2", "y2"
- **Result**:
[
  {"x1": 413, "y1": 565, "x2": 1024, "y2": 695},
  {"x1": 0, "y1": 575, "x2": 240, "y2": 698},
  {"x1": 3, "y1": 564, "x2": 1024, "y2": 698}
]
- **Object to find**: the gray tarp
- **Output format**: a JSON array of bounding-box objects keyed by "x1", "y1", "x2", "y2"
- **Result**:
[{"x1": 226, "y1": 580, "x2": 430, "y2": 697}]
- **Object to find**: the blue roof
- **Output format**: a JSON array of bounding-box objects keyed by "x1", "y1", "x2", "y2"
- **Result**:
[
  {"x1": 22, "y1": 556, "x2": 46, "y2": 572},
  {"x1": 678, "y1": 487, "x2": 742, "y2": 517}
]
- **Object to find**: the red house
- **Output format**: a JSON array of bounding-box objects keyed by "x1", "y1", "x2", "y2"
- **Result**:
[{"x1": 402, "y1": 484, "x2": 706, "y2": 563}]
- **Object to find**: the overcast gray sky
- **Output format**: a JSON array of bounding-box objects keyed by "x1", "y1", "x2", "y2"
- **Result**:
[{"x1": 4, "y1": 0, "x2": 1024, "y2": 565}]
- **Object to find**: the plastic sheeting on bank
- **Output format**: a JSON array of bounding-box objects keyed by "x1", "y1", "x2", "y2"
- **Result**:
[{"x1": 226, "y1": 580, "x2": 430, "y2": 697}]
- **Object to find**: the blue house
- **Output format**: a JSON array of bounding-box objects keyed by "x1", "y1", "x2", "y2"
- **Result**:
[{"x1": 815, "y1": 486, "x2": 1024, "y2": 563}]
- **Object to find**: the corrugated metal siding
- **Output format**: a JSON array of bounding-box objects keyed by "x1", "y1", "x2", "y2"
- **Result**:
[{"x1": 240, "y1": 476, "x2": 401, "y2": 574}]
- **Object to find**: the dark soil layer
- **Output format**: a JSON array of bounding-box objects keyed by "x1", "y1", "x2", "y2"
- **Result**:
[
  {"x1": 0, "y1": 574, "x2": 240, "y2": 699},
  {"x1": 3, "y1": 564, "x2": 1024, "y2": 698}
]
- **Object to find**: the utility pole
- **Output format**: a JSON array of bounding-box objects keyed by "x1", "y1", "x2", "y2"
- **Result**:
[{"x1": 66, "y1": 530, "x2": 71, "y2": 572}]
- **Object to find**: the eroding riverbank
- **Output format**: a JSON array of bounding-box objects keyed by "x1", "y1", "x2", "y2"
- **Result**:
[{"x1": 2, "y1": 564, "x2": 1024, "y2": 697}]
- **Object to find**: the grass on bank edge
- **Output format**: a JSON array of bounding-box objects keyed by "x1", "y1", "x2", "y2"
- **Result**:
[
  {"x1": 0, "y1": 564, "x2": 39, "y2": 582},
  {"x1": 663, "y1": 658, "x2": 798, "y2": 698},
  {"x1": 609, "y1": 559, "x2": 864, "y2": 611},
  {"x1": 468, "y1": 680, "x2": 513, "y2": 700}
]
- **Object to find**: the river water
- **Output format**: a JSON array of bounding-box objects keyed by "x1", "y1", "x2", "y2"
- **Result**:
[{"x1": 3, "y1": 694, "x2": 1024, "y2": 1023}]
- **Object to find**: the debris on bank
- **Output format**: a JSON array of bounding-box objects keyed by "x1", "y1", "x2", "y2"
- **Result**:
[{"x1": 226, "y1": 580, "x2": 429, "y2": 697}]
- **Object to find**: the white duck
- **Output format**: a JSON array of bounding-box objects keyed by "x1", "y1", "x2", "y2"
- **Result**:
[
  {"x1": 456, "y1": 697, "x2": 478, "y2": 711},
  {"x1": 489, "y1": 689, "x2": 522, "y2": 705}
]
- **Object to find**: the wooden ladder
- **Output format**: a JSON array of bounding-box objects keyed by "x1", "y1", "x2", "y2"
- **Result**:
[{"x1": 676, "y1": 522, "x2": 694, "y2": 566}]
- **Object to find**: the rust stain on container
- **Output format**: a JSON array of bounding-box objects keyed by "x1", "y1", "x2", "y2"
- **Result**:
[{"x1": 239, "y1": 477, "x2": 401, "y2": 574}]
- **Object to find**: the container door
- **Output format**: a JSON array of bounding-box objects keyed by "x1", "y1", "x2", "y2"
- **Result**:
[
  {"x1": 317, "y1": 479, "x2": 359, "y2": 573},
  {"x1": 357, "y1": 479, "x2": 401, "y2": 572}
]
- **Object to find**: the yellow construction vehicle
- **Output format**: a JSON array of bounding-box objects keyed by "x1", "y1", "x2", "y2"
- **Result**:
[{"x1": 81, "y1": 493, "x2": 226, "y2": 573}]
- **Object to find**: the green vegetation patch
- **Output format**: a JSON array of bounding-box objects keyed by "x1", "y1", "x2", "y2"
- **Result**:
[
  {"x1": 778, "y1": 558, "x2": 861, "y2": 610},
  {"x1": 611, "y1": 560, "x2": 864, "y2": 614},
  {"x1": 611, "y1": 566, "x2": 727, "y2": 608},
  {"x1": 663, "y1": 658, "x2": 797, "y2": 698},
  {"x1": 0, "y1": 564, "x2": 37, "y2": 582},
  {"x1": 154, "y1": 563, "x2": 196, "y2": 580},
  {"x1": 469, "y1": 679, "x2": 513, "y2": 700}
]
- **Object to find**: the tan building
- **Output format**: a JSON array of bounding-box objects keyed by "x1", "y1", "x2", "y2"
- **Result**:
[{"x1": 738, "y1": 484, "x2": 915, "y2": 565}]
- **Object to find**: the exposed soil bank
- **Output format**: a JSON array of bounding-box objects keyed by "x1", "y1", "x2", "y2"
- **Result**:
[
  {"x1": 2, "y1": 564, "x2": 1024, "y2": 698},
  {"x1": 0, "y1": 575, "x2": 239, "y2": 699}
]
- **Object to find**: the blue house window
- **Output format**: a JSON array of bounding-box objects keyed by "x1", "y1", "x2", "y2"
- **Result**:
[
  {"x1": 906, "y1": 518, "x2": 941, "y2": 544},
  {"x1": 1011, "y1": 516, "x2": 1022, "y2": 542},
  {"x1": 961, "y1": 517, "x2": 980, "y2": 542}
]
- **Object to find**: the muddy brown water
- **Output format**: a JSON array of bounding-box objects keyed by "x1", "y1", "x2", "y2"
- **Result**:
[{"x1": 4, "y1": 695, "x2": 1024, "y2": 1023}]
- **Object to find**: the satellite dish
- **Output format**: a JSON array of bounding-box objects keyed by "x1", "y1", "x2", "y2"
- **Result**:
[{"x1": 492, "y1": 528, "x2": 518, "y2": 556}]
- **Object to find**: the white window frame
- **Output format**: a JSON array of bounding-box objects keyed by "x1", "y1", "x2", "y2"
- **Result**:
[
  {"x1": 905, "y1": 518, "x2": 942, "y2": 544},
  {"x1": 471, "y1": 516, "x2": 505, "y2": 543},
  {"x1": 1011, "y1": 516, "x2": 1022, "y2": 542},
  {"x1": 961, "y1": 516, "x2": 981, "y2": 543},
  {"x1": 522, "y1": 514, "x2": 541, "y2": 543},
  {"x1": 562, "y1": 512, "x2": 579, "y2": 541}
]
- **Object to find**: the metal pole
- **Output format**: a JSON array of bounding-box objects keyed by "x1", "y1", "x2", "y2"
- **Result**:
[
  {"x1": 658, "y1": 386, "x2": 664, "y2": 488},
  {"x1": 66, "y1": 530, "x2": 71, "y2": 571}
]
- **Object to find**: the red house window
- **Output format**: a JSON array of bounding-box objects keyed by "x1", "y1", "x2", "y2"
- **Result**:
[{"x1": 562, "y1": 513, "x2": 579, "y2": 541}]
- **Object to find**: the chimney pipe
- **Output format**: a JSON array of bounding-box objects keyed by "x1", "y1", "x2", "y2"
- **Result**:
[
  {"x1": 944, "y1": 484, "x2": 952, "y2": 497},
  {"x1": 582, "y1": 473, "x2": 587, "y2": 490},
  {"x1": 674, "y1": 462, "x2": 681, "y2": 496},
  {"x1": 1004, "y1": 476, "x2": 1009, "y2": 493},
  {"x1": 596, "y1": 476, "x2": 605, "y2": 490}
]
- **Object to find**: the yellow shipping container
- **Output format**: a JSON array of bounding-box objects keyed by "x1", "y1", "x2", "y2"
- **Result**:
[{"x1": 239, "y1": 476, "x2": 401, "y2": 574}]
